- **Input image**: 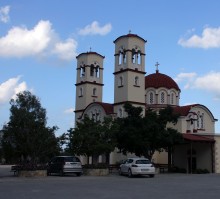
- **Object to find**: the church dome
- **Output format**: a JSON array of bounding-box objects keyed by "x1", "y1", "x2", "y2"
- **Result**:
[{"x1": 145, "y1": 70, "x2": 180, "y2": 91}]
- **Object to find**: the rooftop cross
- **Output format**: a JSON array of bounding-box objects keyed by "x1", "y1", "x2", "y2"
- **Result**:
[
  {"x1": 155, "y1": 62, "x2": 160, "y2": 72},
  {"x1": 89, "y1": 47, "x2": 92, "y2": 52},
  {"x1": 129, "y1": 30, "x2": 131, "y2": 34}
]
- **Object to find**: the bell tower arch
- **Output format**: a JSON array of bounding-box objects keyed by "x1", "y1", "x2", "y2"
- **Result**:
[
  {"x1": 75, "y1": 51, "x2": 105, "y2": 122},
  {"x1": 113, "y1": 33, "x2": 147, "y2": 117}
]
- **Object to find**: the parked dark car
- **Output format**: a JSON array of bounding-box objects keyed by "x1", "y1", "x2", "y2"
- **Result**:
[{"x1": 47, "y1": 156, "x2": 83, "y2": 176}]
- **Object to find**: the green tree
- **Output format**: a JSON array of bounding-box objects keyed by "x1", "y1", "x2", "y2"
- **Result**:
[
  {"x1": 67, "y1": 116, "x2": 118, "y2": 164},
  {"x1": 116, "y1": 103, "x2": 183, "y2": 161},
  {"x1": 116, "y1": 103, "x2": 149, "y2": 157},
  {"x1": 1, "y1": 91, "x2": 59, "y2": 163},
  {"x1": 156, "y1": 106, "x2": 183, "y2": 170},
  {"x1": 161, "y1": 127, "x2": 183, "y2": 171},
  {"x1": 142, "y1": 109, "x2": 164, "y2": 158},
  {"x1": 96, "y1": 117, "x2": 119, "y2": 163}
]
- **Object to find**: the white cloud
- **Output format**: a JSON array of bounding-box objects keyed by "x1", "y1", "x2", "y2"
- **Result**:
[
  {"x1": 12, "y1": 81, "x2": 28, "y2": 99},
  {"x1": 0, "y1": 20, "x2": 78, "y2": 61},
  {"x1": 64, "y1": 108, "x2": 74, "y2": 114},
  {"x1": 0, "y1": 5, "x2": 10, "y2": 23},
  {"x1": 175, "y1": 71, "x2": 220, "y2": 100},
  {"x1": 78, "y1": 21, "x2": 112, "y2": 36},
  {"x1": 193, "y1": 72, "x2": 220, "y2": 96},
  {"x1": 0, "y1": 20, "x2": 52, "y2": 57},
  {"x1": 174, "y1": 72, "x2": 197, "y2": 89},
  {"x1": 174, "y1": 72, "x2": 197, "y2": 83},
  {"x1": 52, "y1": 39, "x2": 77, "y2": 61},
  {"x1": 0, "y1": 76, "x2": 27, "y2": 104},
  {"x1": 178, "y1": 27, "x2": 220, "y2": 48}
]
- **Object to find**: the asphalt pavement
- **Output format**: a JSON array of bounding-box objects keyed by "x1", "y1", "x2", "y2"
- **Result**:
[{"x1": 1, "y1": 165, "x2": 220, "y2": 199}]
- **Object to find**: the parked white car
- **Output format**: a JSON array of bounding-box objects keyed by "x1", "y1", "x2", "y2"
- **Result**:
[{"x1": 119, "y1": 157, "x2": 155, "y2": 178}]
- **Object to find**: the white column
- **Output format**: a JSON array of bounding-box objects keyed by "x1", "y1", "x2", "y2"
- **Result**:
[{"x1": 98, "y1": 155, "x2": 103, "y2": 163}]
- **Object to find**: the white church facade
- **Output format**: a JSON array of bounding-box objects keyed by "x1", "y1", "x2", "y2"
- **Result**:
[{"x1": 74, "y1": 33, "x2": 220, "y2": 173}]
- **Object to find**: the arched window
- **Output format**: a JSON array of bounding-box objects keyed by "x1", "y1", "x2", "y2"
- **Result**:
[
  {"x1": 134, "y1": 76, "x2": 139, "y2": 86},
  {"x1": 90, "y1": 65, "x2": 95, "y2": 76},
  {"x1": 90, "y1": 109, "x2": 100, "y2": 121},
  {"x1": 201, "y1": 113, "x2": 204, "y2": 129},
  {"x1": 119, "y1": 47, "x2": 126, "y2": 65},
  {"x1": 93, "y1": 88, "x2": 97, "y2": 96},
  {"x1": 118, "y1": 76, "x2": 123, "y2": 86},
  {"x1": 160, "y1": 92, "x2": 165, "y2": 104},
  {"x1": 149, "y1": 92, "x2": 154, "y2": 104},
  {"x1": 119, "y1": 52, "x2": 122, "y2": 65},
  {"x1": 90, "y1": 111, "x2": 93, "y2": 119},
  {"x1": 80, "y1": 66, "x2": 85, "y2": 77},
  {"x1": 137, "y1": 50, "x2": 141, "y2": 65},
  {"x1": 197, "y1": 111, "x2": 200, "y2": 128},
  {"x1": 95, "y1": 66, "x2": 100, "y2": 78},
  {"x1": 92, "y1": 109, "x2": 97, "y2": 121},
  {"x1": 171, "y1": 93, "x2": 174, "y2": 105},
  {"x1": 132, "y1": 49, "x2": 136, "y2": 64},
  {"x1": 123, "y1": 51, "x2": 126, "y2": 64},
  {"x1": 79, "y1": 87, "x2": 83, "y2": 97},
  {"x1": 131, "y1": 47, "x2": 141, "y2": 65},
  {"x1": 118, "y1": 108, "x2": 123, "y2": 118}
]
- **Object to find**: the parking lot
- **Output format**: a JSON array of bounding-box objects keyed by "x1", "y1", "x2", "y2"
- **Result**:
[{"x1": 1, "y1": 165, "x2": 220, "y2": 199}]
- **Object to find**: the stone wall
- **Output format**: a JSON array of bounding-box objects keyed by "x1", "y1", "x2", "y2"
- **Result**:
[
  {"x1": 18, "y1": 170, "x2": 47, "y2": 177},
  {"x1": 83, "y1": 168, "x2": 109, "y2": 176},
  {"x1": 214, "y1": 135, "x2": 220, "y2": 173}
]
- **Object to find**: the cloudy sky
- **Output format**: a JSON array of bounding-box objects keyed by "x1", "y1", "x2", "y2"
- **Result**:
[{"x1": 0, "y1": 0, "x2": 220, "y2": 135}]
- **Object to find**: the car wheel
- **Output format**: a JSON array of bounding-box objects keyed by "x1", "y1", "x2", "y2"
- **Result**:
[
  {"x1": 59, "y1": 170, "x2": 64, "y2": 176},
  {"x1": 119, "y1": 168, "x2": 122, "y2": 175},
  {"x1": 149, "y1": 174, "x2": 155, "y2": 178},
  {"x1": 76, "y1": 172, "x2": 82, "y2": 177},
  {"x1": 128, "y1": 169, "x2": 133, "y2": 178},
  {"x1": 47, "y1": 170, "x2": 51, "y2": 176}
]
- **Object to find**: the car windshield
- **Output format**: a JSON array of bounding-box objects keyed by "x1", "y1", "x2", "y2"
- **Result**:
[
  {"x1": 135, "y1": 159, "x2": 151, "y2": 164},
  {"x1": 64, "y1": 157, "x2": 80, "y2": 162}
]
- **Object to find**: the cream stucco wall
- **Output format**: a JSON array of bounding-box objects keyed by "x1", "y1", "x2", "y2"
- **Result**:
[
  {"x1": 152, "y1": 151, "x2": 168, "y2": 164},
  {"x1": 75, "y1": 52, "x2": 104, "y2": 124},
  {"x1": 173, "y1": 143, "x2": 213, "y2": 173},
  {"x1": 190, "y1": 106, "x2": 215, "y2": 134},
  {"x1": 114, "y1": 71, "x2": 145, "y2": 104},
  {"x1": 214, "y1": 135, "x2": 220, "y2": 173},
  {"x1": 75, "y1": 84, "x2": 103, "y2": 111},
  {"x1": 167, "y1": 105, "x2": 216, "y2": 135},
  {"x1": 114, "y1": 34, "x2": 146, "y2": 106},
  {"x1": 114, "y1": 36, "x2": 146, "y2": 72},
  {"x1": 76, "y1": 54, "x2": 104, "y2": 84}
]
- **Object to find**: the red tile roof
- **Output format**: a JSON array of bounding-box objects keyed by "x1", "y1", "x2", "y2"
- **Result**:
[
  {"x1": 183, "y1": 134, "x2": 215, "y2": 143},
  {"x1": 173, "y1": 104, "x2": 218, "y2": 122},
  {"x1": 145, "y1": 71, "x2": 180, "y2": 91},
  {"x1": 173, "y1": 105, "x2": 198, "y2": 116},
  {"x1": 114, "y1": 33, "x2": 147, "y2": 43},
  {"x1": 92, "y1": 102, "x2": 114, "y2": 115},
  {"x1": 76, "y1": 51, "x2": 105, "y2": 59}
]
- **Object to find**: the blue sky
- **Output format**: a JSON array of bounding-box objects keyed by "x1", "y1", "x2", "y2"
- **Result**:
[{"x1": 0, "y1": 0, "x2": 220, "y2": 136}]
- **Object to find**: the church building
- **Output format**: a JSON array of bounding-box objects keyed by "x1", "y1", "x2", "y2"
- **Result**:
[{"x1": 74, "y1": 33, "x2": 220, "y2": 173}]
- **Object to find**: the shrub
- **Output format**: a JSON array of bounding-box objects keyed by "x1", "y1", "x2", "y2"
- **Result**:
[
  {"x1": 193, "y1": 168, "x2": 210, "y2": 174},
  {"x1": 170, "y1": 166, "x2": 186, "y2": 173},
  {"x1": 83, "y1": 163, "x2": 108, "y2": 169},
  {"x1": 15, "y1": 163, "x2": 47, "y2": 171}
]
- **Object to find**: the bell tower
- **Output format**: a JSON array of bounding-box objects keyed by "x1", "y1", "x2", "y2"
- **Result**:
[
  {"x1": 75, "y1": 51, "x2": 105, "y2": 122},
  {"x1": 113, "y1": 33, "x2": 146, "y2": 117}
]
